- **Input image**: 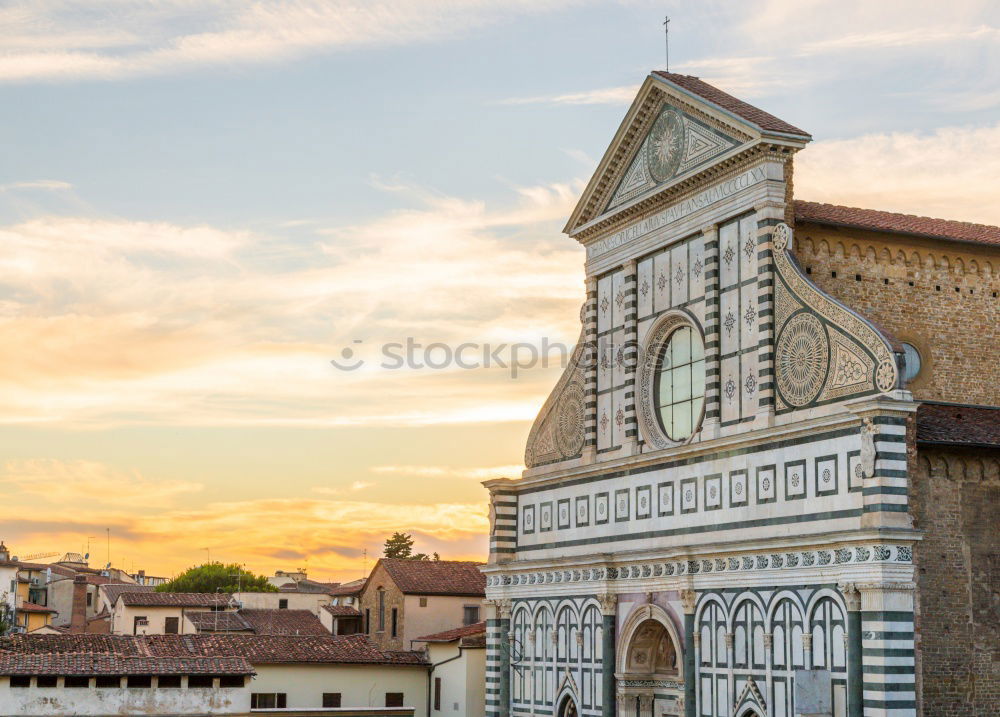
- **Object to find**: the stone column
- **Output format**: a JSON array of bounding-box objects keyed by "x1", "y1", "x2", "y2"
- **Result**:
[
  {"x1": 840, "y1": 583, "x2": 863, "y2": 717},
  {"x1": 763, "y1": 632, "x2": 774, "y2": 715},
  {"x1": 857, "y1": 582, "x2": 917, "y2": 717},
  {"x1": 487, "y1": 599, "x2": 512, "y2": 717},
  {"x1": 680, "y1": 590, "x2": 697, "y2": 717},
  {"x1": 700, "y1": 225, "x2": 721, "y2": 439},
  {"x1": 599, "y1": 593, "x2": 618, "y2": 717},
  {"x1": 802, "y1": 633, "x2": 813, "y2": 670},
  {"x1": 638, "y1": 693, "x2": 653, "y2": 717},
  {"x1": 754, "y1": 201, "x2": 784, "y2": 428},
  {"x1": 621, "y1": 259, "x2": 639, "y2": 455},
  {"x1": 583, "y1": 276, "x2": 599, "y2": 460},
  {"x1": 725, "y1": 632, "x2": 735, "y2": 712}
]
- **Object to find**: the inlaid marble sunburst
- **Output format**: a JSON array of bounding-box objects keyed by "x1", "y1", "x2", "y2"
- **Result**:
[{"x1": 645, "y1": 108, "x2": 685, "y2": 181}]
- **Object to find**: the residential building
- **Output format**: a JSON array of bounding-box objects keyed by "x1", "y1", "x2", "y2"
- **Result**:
[
  {"x1": 359, "y1": 559, "x2": 485, "y2": 651},
  {"x1": 110, "y1": 591, "x2": 233, "y2": 635},
  {"x1": 320, "y1": 579, "x2": 366, "y2": 635},
  {"x1": 235, "y1": 578, "x2": 339, "y2": 615},
  {"x1": 0, "y1": 633, "x2": 429, "y2": 715},
  {"x1": 415, "y1": 622, "x2": 486, "y2": 717},
  {"x1": 98, "y1": 582, "x2": 155, "y2": 614},
  {"x1": 48, "y1": 573, "x2": 110, "y2": 628},
  {"x1": 482, "y1": 70, "x2": 1000, "y2": 717}
]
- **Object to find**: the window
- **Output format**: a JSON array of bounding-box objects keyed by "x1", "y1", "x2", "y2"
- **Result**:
[
  {"x1": 251, "y1": 693, "x2": 287, "y2": 709},
  {"x1": 377, "y1": 588, "x2": 385, "y2": 632},
  {"x1": 164, "y1": 617, "x2": 179, "y2": 634},
  {"x1": 157, "y1": 675, "x2": 181, "y2": 688},
  {"x1": 278, "y1": 599, "x2": 288, "y2": 609},
  {"x1": 434, "y1": 678, "x2": 442, "y2": 711},
  {"x1": 10, "y1": 676, "x2": 30, "y2": 688},
  {"x1": 188, "y1": 675, "x2": 214, "y2": 688},
  {"x1": 419, "y1": 597, "x2": 428, "y2": 607},
  {"x1": 96, "y1": 676, "x2": 120, "y2": 688},
  {"x1": 463, "y1": 605, "x2": 480, "y2": 625},
  {"x1": 385, "y1": 692, "x2": 404, "y2": 707},
  {"x1": 901, "y1": 342, "x2": 922, "y2": 383},
  {"x1": 127, "y1": 675, "x2": 152, "y2": 688},
  {"x1": 323, "y1": 693, "x2": 342, "y2": 708},
  {"x1": 654, "y1": 326, "x2": 705, "y2": 441},
  {"x1": 36, "y1": 676, "x2": 57, "y2": 688},
  {"x1": 365, "y1": 608, "x2": 371, "y2": 634},
  {"x1": 65, "y1": 676, "x2": 90, "y2": 688},
  {"x1": 219, "y1": 675, "x2": 244, "y2": 688},
  {"x1": 391, "y1": 607, "x2": 398, "y2": 638},
  {"x1": 86, "y1": 593, "x2": 92, "y2": 607},
  {"x1": 133, "y1": 616, "x2": 148, "y2": 634}
]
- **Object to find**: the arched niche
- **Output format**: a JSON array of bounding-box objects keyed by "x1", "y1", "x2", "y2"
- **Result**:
[{"x1": 617, "y1": 603, "x2": 683, "y2": 679}]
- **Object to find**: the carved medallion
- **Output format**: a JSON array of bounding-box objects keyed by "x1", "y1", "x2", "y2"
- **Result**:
[
  {"x1": 776, "y1": 312, "x2": 829, "y2": 406},
  {"x1": 645, "y1": 109, "x2": 685, "y2": 182},
  {"x1": 555, "y1": 382, "x2": 585, "y2": 458}
]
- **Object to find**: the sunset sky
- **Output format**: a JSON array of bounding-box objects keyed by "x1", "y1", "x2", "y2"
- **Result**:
[{"x1": 2, "y1": 0, "x2": 999, "y2": 583}]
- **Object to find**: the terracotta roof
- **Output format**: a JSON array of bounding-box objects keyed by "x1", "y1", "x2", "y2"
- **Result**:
[
  {"x1": 0, "y1": 653, "x2": 253, "y2": 676},
  {"x1": 239, "y1": 609, "x2": 328, "y2": 636},
  {"x1": 652, "y1": 71, "x2": 810, "y2": 137},
  {"x1": 0, "y1": 634, "x2": 426, "y2": 667},
  {"x1": 794, "y1": 201, "x2": 1000, "y2": 248},
  {"x1": 326, "y1": 580, "x2": 365, "y2": 597},
  {"x1": 917, "y1": 402, "x2": 1000, "y2": 447},
  {"x1": 323, "y1": 605, "x2": 362, "y2": 617},
  {"x1": 18, "y1": 602, "x2": 57, "y2": 614},
  {"x1": 278, "y1": 578, "x2": 334, "y2": 594},
  {"x1": 416, "y1": 621, "x2": 486, "y2": 643},
  {"x1": 117, "y1": 592, "x2": 231, "y2": 608},
  {"x1": 186, "y1": 612, "x2": 252, "y2": 633},
  {"x1": 100, "y1": 584, "x2": 154, "y2": 607},
  {"x1": 377, "y1": 559, "x2": 485, "y2": 597}
]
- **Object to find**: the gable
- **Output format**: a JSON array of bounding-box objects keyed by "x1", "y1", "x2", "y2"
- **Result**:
[{"x1": 565, "y1": 72, "x2": 810, "y2": 238}]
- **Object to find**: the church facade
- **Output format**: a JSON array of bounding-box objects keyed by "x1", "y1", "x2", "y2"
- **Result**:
[{"x1": 482, "y1": 72, "x2": 1000, "y2": 717}]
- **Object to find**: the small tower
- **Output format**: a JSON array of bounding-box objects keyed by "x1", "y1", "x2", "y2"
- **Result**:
[{"x1": 0, "y1": 541, "x2": 9, "y2": 562}]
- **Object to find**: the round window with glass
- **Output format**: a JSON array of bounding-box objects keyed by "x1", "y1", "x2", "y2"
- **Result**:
[{"x1": 654, "y1": 325, "x2": 706, "y2": 441}]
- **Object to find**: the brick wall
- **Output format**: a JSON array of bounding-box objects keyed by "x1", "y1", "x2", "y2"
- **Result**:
[
  {"x1": 910, "y1": 447, "x2": 1000, "y2": 716},
  {"x1": 358, "y1": 562, "x2": 406, "y2": 651},
  {"x1": 794, "y1": 223, "x2": 1000, "y2": 406}
]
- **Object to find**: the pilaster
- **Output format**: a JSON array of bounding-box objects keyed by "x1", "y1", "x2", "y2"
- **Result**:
[
  {"x1": 701, "y1": 226, "x2": 721, "y2": 439},
  {"x1": 584, "y1": 276, "x2": 599, "y2": 459},
  {"x1": 754, "y1": 200, "x2": 783, "y2": 428},
  {"x1": 622, "y1": 259, "x2": 639, "y2": 454},
  {"x1": 599, "y1": 593, "x2": 618, "y2": 717},
  {"x1": 857, "y1": 582, "x2": 917, "y2": 717},
  {"x1": 839, "y1": 582, "x2": 863, "y2": 717},
  {"x1": 680, "y1": 589, "x2": 697, "y2": 717}
]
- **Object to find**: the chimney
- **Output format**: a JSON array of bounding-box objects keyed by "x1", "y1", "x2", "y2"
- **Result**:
[{"x1": 70, "y1": 575, "x2": 88, "y2": 632}]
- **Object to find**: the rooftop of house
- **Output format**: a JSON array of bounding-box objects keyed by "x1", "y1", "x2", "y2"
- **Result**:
[
  {"x1": 917, "y1": 402, "x2": 1000, "y2": 448},
  {"x1": 99, "y1": 583, "x2": 155, "y2": 607},
  {"x1": 377, "y1": 559, "x2": 486, "y2": 597},
  {"x1": 116, "y1": 592, "x2": 232, "y2": 608},
  {"x1": 277, "y1": 578, "x2": 338, "y2": 594},
  {"x1": 238, "y1": 609, "x2": 328, "y2": 636},
  {"x1": 0, "y1": 633, "x2": 428, "y2": 667},
  {"x1": 0, "y1": 653, "x2": 254, "y2": 677},
  {"x1": 326, "y1": 579, "x2": 365, "y2": 597},
  {"x1": 651, "y1": 71, "x2": 810, "y2": 138},
  {"x1": 323, "y1": 605, "x2": 362, "y2": 618},
  {"x1": 185, "y1": 612, "x2": 253, "y2": 633},
  {"x1": 415, "y1": 621, "x2": 487, "y2": 644},
  {"x1": 18, "y1": 602, "x2": 57, "y2": 614},
  {"x1": 794, "y1": 200, "x2": 1000, "y2": 249}
]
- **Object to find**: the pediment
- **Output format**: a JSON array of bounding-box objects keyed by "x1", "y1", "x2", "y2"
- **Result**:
[{"x1": 564, "y1": 72, "x2": 810, "y2": 238}]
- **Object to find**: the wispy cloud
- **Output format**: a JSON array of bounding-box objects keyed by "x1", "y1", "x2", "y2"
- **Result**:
[
  {"x1": 795, "y1": 121, "x2": 1000, "y2": 225},
  {"x1": 497, "y1": 85, "x2": 639, "y2": 106},
  {"x1": 0, "y1": 0, "x2": 583, "y2": 83},
  {"x1": 370, "y1": 464, "x2": 523, "y2": 480},
  {"x1": 0, "y1": 180, "x2": 73, "y2": 192}
]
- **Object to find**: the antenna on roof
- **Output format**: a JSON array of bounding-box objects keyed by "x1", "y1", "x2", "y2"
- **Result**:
[{"x1": 663, "y1": 15, "x2": 670, "y2": 72}]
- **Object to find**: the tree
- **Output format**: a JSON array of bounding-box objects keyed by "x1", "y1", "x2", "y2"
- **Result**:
[
  {"x1": 383, "y1": 533, "x2": 440, "y2": 561},
  {"x1": 0, "y1": 593, "x2": 13, "y2": 636},
  {"x1": 156, "y1": 562, "x2": 277, "y2": 593}
]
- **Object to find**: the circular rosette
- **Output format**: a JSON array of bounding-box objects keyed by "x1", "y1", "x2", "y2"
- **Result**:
[
  {"x1": 645, "y1": 108, "x2": 685, "y2": 182},
  {"x1": 555, "y1": 382, "x2": 585, "y2": 458},
  {"x1": 776, "y1": 312, "x2": 829, "y2": 406}
]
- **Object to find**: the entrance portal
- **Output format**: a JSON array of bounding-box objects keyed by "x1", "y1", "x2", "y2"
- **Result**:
[{"x1": 557, "y1": 695, "x2": 578, "y2": 717}]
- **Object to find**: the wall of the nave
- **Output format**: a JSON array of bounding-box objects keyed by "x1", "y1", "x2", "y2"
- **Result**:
[{"x1": 910, "y1": 449, "x2": 1000, "y2": 717}]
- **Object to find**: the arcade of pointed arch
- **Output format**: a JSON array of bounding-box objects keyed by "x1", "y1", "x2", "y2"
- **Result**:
[
  {"x1": 509, "y1": 597, "x2": 606, "y2": 717},
  {"x1": 695, "y1": 587, "x2": 849, "y2": 717}
]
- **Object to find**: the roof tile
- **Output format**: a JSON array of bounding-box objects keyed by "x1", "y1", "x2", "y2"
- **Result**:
[
  {"x1": 917, "y1": 403, "x2": 1000, "y2": 447},
  {"x1": 416, "y1": 621, "x2": 486, "y2": 643},
  {"x1": 378, "y1": 559, "x2": 485, "y2": 597}
]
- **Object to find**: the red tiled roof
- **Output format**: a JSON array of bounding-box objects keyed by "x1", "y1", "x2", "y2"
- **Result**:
[
  {"x1": 917, "y1": 403, "x2": 1000, "y2": 447},
  {"x1": 416, "y1": 621, "x2": 486, "y2": 643},
  {"x1": 117, "y1": 592, "x2": 231, "y2": 608},
  {"x1": 186, "y1": 612, "x2": 252, "y2": 633},
  {"x1": 0, "y1": 634, "x2": 426, "y2": 667},
  {"x1": 239, "y1": 609, "x2": 328, "y2": 636},
  {"x1": 652, "y1": 71, "x2": 810, "y2": 137},
  {"x1": 323, "y1": 605, "x2": 362, "y2": 617},
  {"x1": 0, "y1": 653, "x2": 253, "y2": 676},
  {"x1": 277, "y1": 579, "x2": 335, "y2": 594},
  {"x1": 378, "y1": 559, "x2": 485, "y2": 597},
  {"x1": 326, "y1": 580, "x2": 365, "y2": 597},
  {"x1": 100, "y1": 584, "x2": 154, "y2": 607},
  {"x1": 794, "y1": 201, "x2": 1000, "y2": 248},
  {"x1": 18, "y1": 602, "x2": 57, "y2": 614}
]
